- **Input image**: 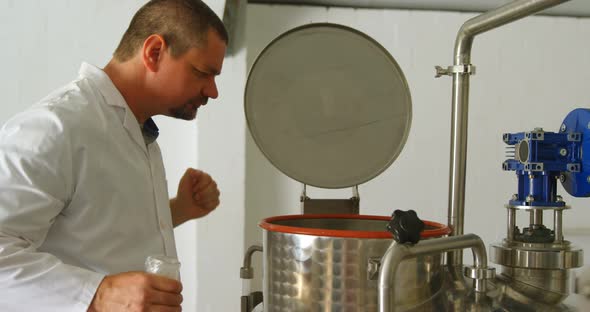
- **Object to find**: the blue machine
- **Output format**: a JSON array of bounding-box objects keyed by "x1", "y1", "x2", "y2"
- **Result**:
[
  {"x1": 492, "y1": 108, "x2": 587, "y2": 308},
  {"x1": 503, "y1": 108, "x2": 590, "y2": 208}
]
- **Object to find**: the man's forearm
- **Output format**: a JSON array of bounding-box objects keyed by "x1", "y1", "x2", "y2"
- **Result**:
[{"x1": 169, "y1": 198, "x2": 188, "y2": 227}]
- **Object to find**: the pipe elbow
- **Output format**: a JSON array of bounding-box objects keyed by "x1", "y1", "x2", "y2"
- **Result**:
[{"x1": 378, "y1": 243, "x2": 410, "y2": 289}]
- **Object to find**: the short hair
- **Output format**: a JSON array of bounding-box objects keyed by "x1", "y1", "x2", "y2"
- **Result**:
[{"x1": 113, "y1": 0, "x2": 228, "y2": 62}]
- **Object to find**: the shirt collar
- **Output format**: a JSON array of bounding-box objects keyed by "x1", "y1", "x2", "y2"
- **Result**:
[
  {"x1": 78, "y1": 62, "x2": 160, "y2": 144},
  {"x1": 78, "y1": 62, "x2": 128, "y2": 110}
]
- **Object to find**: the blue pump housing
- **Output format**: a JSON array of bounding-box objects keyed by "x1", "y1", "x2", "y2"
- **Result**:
[
  {"x1": 502, "y1": 108, "x2": 590, "y2": 207},
  {"x1": 561, "y1": 108, "x2": 590, "y2": 197}
]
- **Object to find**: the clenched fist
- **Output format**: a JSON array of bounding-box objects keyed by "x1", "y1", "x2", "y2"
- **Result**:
[{"x1": 170, "y1": 168, "x2": 220, "y2": 227}]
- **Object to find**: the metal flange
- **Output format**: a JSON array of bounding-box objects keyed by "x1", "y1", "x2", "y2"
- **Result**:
[
  {"x1": 490, "y1": 242, "x2": 583, "y2": 269},
  {"x1": 505, "y1": 204, "x2": 570, "y2": 211}
]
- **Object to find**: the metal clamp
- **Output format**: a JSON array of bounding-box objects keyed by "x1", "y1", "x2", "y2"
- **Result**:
[
  {"x1": 435, "y1": 64, "x2": 476, "y2": 78},
  {"x1": 300, "y1": 184, "x2": 360, "y2": 214},
  {"x1": 464, "y1": 266, "x2": 496, "y2": 280},
  {"x1": 367, "y1": 257, "x2": 381, "y2": 280}
]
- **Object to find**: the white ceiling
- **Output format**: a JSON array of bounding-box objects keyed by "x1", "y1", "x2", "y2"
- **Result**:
[{"x1": 249, "y1": 0, "x2": 590, "y2": 17}]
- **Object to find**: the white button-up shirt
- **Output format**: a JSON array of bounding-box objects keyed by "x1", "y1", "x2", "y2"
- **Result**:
[{"x1": 0, "y1": 63, "x2": 177, "y2": 311}]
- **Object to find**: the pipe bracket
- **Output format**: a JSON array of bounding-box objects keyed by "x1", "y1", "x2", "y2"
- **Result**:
[
  {"x1": 435, "y1": 64, "x2": 476, "y2": 78},
  {"x1": 464, "y1": 266, "x2": 496, "y2": 280}
]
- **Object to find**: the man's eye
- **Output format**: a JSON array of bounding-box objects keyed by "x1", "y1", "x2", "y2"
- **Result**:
[{"x1": 193, "y1": 68, "x2": 208, "y2": 77}]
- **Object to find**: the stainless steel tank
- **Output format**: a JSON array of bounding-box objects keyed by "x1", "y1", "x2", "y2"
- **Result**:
[
  {"x1": 243, "y1": 22, "x2": 418, "y2": 312},
  {"x1": 259, "y1": 214, "x2": 450, "y2": 311}
]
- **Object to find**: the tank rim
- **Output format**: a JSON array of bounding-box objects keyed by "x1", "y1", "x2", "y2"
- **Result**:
[{"x1": 259, "y1": 214, "x2": 451, "y2": 239}]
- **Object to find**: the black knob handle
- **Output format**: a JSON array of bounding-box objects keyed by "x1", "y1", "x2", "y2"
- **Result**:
[{"x1": 386, "y1": 210, "x2": 424, "y2": 245}]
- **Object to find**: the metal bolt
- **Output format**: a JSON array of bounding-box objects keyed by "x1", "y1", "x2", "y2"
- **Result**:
[
  {"x1": 526, "y1": 195, "x2": 535, "y2": 202},
  {"x1": 560, "y1": 124, "x2": 566, "y2": 132},
  {"x1": 560, "y1": 174, "x2": 566, "y2": 183},
  {"x1": 434, "y1": 66, "x2": 449, "y2": 78},
  {"x1": 529, "y1": 174, "x2": 535, "y2": 180},
  {"x1": 511, "y1": 194, "x2": 518, "y2": 200},
  {"x1": 556, "y1": 195, "x2": 563, "y2": 202},
  {"x1": 559, "y1": 148, "x2": 568, "y2": 157},
  {"x1": 367, "y1": 258, "x2": 381, "y2": 280}
]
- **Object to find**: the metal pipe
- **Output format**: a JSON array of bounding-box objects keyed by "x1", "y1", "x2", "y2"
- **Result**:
[
  {"x1": 533, "y1": 209, "x2": 543, "y2": 226},
  {"x1": 554, "y1": 209, "x2": 563, "y2": 243},
  {"x1": 507, "y1": 208, "x2": 516, "y2": 241},
  {"x1": 240, "y1": 245, "x2": 263, "y2": 279},
  {"x1": 248, "y1": 0, "x2": 589, "y2": 18},
  {"x1": 447, "y1": 0, "x2": 570, "y2": 267},
  {"x1": 378, "y1": 234, "x2": 488, "y2": 312}
]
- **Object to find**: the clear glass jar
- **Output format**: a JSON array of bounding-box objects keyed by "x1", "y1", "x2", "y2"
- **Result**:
[{"x1": 145, "y1": 255, "x2": 181, "y2": 281}]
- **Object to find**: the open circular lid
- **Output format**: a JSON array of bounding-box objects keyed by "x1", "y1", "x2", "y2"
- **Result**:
[{"x1": 245, "y1": 23, "x2": 412, "y2": 188}]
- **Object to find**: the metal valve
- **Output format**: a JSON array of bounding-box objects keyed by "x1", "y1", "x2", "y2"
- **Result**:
[{"x1": 386, "y1": 209, "x2": 424, "y2": 244}]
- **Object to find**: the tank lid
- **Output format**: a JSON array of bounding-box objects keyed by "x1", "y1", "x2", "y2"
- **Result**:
[
  {"x1": 244, "y1": 23, "x2": 412, "y2": 188},
  {"x1": 259, "y1": 214, "x2": 450, "y2": 239}
]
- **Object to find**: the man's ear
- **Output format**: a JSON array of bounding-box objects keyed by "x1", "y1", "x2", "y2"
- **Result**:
[{"x1": 142, "y1": 34, "x2": 167, "y2": 72}]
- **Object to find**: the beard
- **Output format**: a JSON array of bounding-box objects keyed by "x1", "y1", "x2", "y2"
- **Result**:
[{"x1": 170, "y1": 97, "x2": 208, "y2": 120}]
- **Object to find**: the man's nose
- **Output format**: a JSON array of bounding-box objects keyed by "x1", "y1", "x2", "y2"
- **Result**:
[{"x1": 203, "y1": 78, "x2": 218, "y2": 100}]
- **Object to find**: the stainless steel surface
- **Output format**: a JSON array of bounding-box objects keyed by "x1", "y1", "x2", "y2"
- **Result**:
[
  {"x1": 490, "y1": 241, "x2": 583, "y2": 269},
  {"x1": 493, "y1": 275, "x2": 585, "y2": 311},
  {"x1": 501, "y1": 267, "x2": 570, "y2": 305},
  {"x1": 555, "y1": 209, "x2": 563, "y2": 243},
  {"x1": 262, "y1": 217, "x2": 444, "y2": 312},
  {"x1": 445, "y1": 0, "x2": 571, "y2": 268},
  {"x1": 241, "y1": 245, "x2": 263, "y2": 279},
  {"x1": 378, "y1": 234, "x2": 489, "y2": 312},
  {"x1": 248, "y1": 0, "x2": 590, "y2": 17},
  {"x1": 245, "y1": 23, "x2": 412, "y2": 189}
]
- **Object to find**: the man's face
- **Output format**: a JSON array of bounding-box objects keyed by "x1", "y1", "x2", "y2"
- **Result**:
[{"x1": 155, "y1": 29, "x2": 226, "y2": 120}]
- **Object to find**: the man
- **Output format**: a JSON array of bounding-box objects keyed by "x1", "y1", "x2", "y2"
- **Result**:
[{"x1": 0, "y1": 0, "x2": 226, "y2": 311}]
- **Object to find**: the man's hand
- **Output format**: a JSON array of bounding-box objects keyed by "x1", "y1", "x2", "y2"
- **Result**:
[
  {"x1": 88, "y1": 272, "x2": 182, "y2": 312},
  {"x1": 170, "y1": 168, "x2": 220, "y2": 227}
]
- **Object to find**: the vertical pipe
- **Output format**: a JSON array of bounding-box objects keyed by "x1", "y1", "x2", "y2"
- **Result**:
[
  {"x1": 507, "y1": 208, "x2": 516, "y2": 241},
  {"x1": 446, "y1": 0, "x2": 570, "y2": 268},
  {"x1": 554, "y1": 209, "x2": 563, "y2": 243},
  {"x1": 533, "y1": 209, "x2": 543, "y2": 226}
]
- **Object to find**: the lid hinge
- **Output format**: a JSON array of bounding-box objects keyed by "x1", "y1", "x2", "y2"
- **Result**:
[{"x1": 300, "y1": 184, "x2": 360, "y2": 215}]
